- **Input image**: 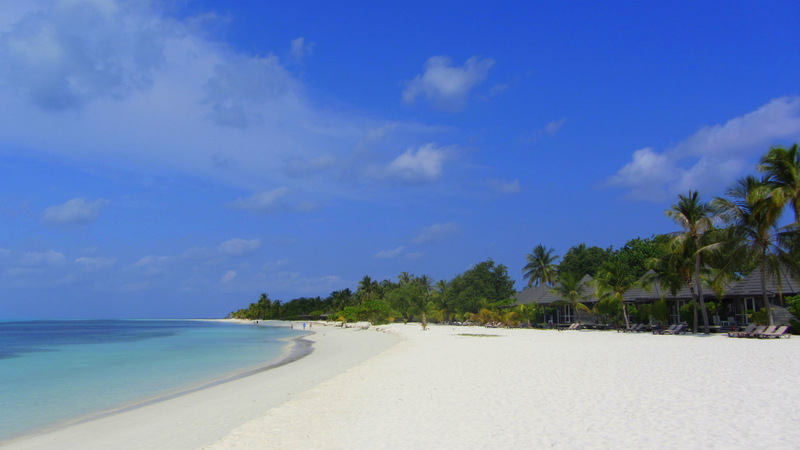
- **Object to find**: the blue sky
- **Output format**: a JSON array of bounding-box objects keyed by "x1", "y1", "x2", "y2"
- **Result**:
[{"x1": 1, "y1": 0, "x2": 799, "y2": 319}]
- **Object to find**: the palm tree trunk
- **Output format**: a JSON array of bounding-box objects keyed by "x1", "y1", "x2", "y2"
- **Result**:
[
  {"x1": 760, "y1": 262, "x2": 775, "y2": 326},
  {"x1": 694, "y1": 253, "x2": 710, "y2": 334}
]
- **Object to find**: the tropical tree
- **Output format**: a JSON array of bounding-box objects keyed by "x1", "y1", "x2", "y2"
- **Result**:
[
  {"x1": 523, "y1": 244, "x2": 559, "y2": 287},
  {"x1": 514, "y1": 303, "x2": 539, "y2": 327},
  {"x1": 759, "y1": 143, "x2": 800, "y2": 223},
  {"x1": 357, "y1": 275, "x2": 377, "y2": 304},
  {"x1": 665, "y1": 191, "x2": 717, "y2": 334},
  {"x1": 594, "y1": 260, "x2": 637, "y2": 329},
  {"x1": 550, "y1": 272, "x2": 592, "y2": 324},
  {"x1": 713, "y1": 176, "x2": 800, "y2": 326},
  {"x1": 558, "y1": 243, "x2": 611, "y2": 277}
]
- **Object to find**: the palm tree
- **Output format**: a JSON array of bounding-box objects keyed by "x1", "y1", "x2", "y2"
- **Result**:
[
  {"x1": 398, "y1": 271, "x2": 413, "y2": 285},
  {"x1": 357, "y1": 275, "x2": 377, "y2": 304},
  {"x1": 759, "y1": 143, "x2": 800, "y2": 223},
  {"x1": 665, "y1": 191, "x2": 717, "y2": 334},
  {"x1": 550, "y1": 272, "x2": 592, "y2": 324},
  {"x1": 595, "y1": 260, "x2": 636, "y2": 330},
  {"x1": 712, "y1": 176, "x2": 798, "y2": 326},
  {"x1": 523, "y1": 244, "x2": 559, "y2": 287}
]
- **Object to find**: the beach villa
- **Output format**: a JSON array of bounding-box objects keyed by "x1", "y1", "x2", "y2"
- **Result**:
[{"x1": 513, "y1": 267, "x2": 798, "y2": 329}]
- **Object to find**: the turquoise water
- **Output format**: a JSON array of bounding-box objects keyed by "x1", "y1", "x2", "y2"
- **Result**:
[{"x1": 0, "y1": 320, "x2": 301, "y2": 442}]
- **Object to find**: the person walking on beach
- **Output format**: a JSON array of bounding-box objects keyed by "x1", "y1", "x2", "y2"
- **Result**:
[
  {"x1": 290, "y1": 323, "x2": 293, "y2": 330},
  {"x1": 302, "y1": 322, "x2": 306, "y2": 330}
]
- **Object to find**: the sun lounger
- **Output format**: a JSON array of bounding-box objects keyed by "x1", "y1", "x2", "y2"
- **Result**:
[
  {"x1": 560, "y1": 323, "x2": 581, "y2": 331},
  {"x1": 757, "y1": 325, "x2": 790, "y2": 339},
  {"x1": 752, "y1": 325, "x2": 777, "y2": 338},
  {"x1": 727, "y1": 324, "x2": 756, "y2": 337},
  {"x1": 653, "y1": 324, "x2": 676, "y2": 335},
  {"x1": 662, "y1": 324, "x2": 685, "y2": 335},
  {"x1": 742, "y1": 325, "x2": 766, "y2": 338}
]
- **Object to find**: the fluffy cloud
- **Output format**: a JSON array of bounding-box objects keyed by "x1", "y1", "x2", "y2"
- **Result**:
[
  {"x1": 219, "y1": 238, "x2": 261, "y2": 256},
  {"x1": 402, "y1": 56, "x2": 493, "y2": 111},
  {"x1": 609, "y1": 97, "x2": 800, "y2": 200},
  {"x1": 0, "y1": 1, "x2": 443, "y2": 199},
  {"x1": 370, "y1": 144, "x2": 450, "y2": 183},
  {"x1": 373, "y1": 246, "x2": 405, "y2": 259},
  {"x1": 42, "y1": 198, "x2": 110, "y2": 225},
  {"x1": 412, "y1": 223, "x2": 459, "y2": 244},
  {"x1": 0, "y1": 0, "x2": 165, "y2": 111}
]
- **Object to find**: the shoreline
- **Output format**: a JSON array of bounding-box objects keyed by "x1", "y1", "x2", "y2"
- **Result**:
[{"x1": 2, "y1": 321, "x2": 400, "y2": 450}]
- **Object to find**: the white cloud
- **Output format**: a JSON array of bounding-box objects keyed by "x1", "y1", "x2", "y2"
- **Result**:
[
  {"x1": 545, "y1": 118, "x2": 566, "y2": 135},
  {"x1": 487, "y1": 178, "x2": 521, "y2": 194},
  {"x1": 402, "y1": 55, "x2": 493, "y2": 111},
  {"x1": 227, "y1": 188, "x2": 292, "y2": 212},
  {"x1": 0, "y1": 0, "x2": 165, "y2": 111},
  {"x1": 374, "y1": 246, "x2": 405, "y2": 259},
  {"x1": 42, "y1": 198, "x2": 110, "y2": 225},
  {"x1": 0, "y1": 1, "x2": 443, "y2": 199},
  {"x1": 75, "y1": 256, "x2": 115, "y2": 271},
  {"x1": 289, "y1": 37, "x2": 313, "y2": 62},
  {"x1": 608, "y1": 97, "x2": 800, "y2": 201},
  {"x1": 20, "y1": 250, "x2": 66, "y2": 266},
  {"x1": 220, "y1": 270, "x2": 237, "y2": 283},
  {"x1": 370, "y1": 144, "x2": 450, "y2": 183},
  {"x1": 219, "y1": 238, "x2": 261, "y2": 256},
  {"x1": 412, "y1": 223, "x2": 459, "y2": 244}
]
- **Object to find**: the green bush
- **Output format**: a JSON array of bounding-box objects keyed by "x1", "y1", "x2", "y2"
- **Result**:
[{"x1": 748, "y1": 308, "x2": 769, "y2": 326}]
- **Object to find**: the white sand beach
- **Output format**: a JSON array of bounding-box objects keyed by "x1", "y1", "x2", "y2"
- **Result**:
[{"x1": 6, "y1": 323, "x2": 800, "y2": 449}]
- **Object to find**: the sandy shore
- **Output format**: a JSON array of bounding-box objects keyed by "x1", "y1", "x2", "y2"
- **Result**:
[
  {"x1": 206, "y1": 324, "x2": 800, "y2": 449},
  {"x1": 3, "y1": 322, "x2": 399, "y2": 450},
  {"x1": 5, "y1": 323, "x2": 799, "y2": 449}
]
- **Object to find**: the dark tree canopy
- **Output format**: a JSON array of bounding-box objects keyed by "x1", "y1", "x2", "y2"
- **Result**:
[
  {"x1": 557, "y1": 243, "x2": 612, "y2": 277},
  {"x1": 445, "y1": 259, "x2": 516, "y2": 313},
  {"x1": 608, "y1": 235, "x2": 669, "y2": 280}
]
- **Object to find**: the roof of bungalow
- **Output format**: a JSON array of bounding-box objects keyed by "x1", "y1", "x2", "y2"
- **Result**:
[
  {"x1": 514, "y1": 274, "x2": 597, "y2": 306},
  {"x1": 726, "y1": 267, "x2": 800, "y2": 297}
]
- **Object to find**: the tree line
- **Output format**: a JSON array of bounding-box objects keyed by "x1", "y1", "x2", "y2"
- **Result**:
[
  {"x1": 524, "y1": 144, "x2": 800, "y2": 333},
  {"x1": 231, "y1": 144, "x2": 800, "y2": 332}
]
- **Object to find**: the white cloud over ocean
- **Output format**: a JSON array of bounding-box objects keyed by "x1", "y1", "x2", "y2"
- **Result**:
[{"x1": 0, "y1": 0, "x2": 456, "y2": 198}]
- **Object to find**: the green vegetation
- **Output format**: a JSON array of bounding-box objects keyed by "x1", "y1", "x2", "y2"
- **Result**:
[{"x1": 230, "y1": 145, "x2": 800, "y2": 331}]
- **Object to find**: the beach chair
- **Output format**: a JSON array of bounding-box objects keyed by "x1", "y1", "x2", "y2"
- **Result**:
[
  {"x1": 752, "y1": 325, "x2": 776, "y2": 338},
  {"x1": 727, "y1": 324, "x2": 756, "y2": 338},
  {"x1": 654, "y1": 324, "x2": 676, "y2": 335},
  {"x1": 742, "y1": 325, "x2": 766, "y2": 338},
  {"x1": 662, "y1": 324, "x2": 685, "y2": 335},
  {"x1": 757, "y1": 325, "x2": 790, "y2": 339}
]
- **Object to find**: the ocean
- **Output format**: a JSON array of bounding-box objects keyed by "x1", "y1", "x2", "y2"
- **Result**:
[{"x1": 0, "y1": 320, "x2": 301, "y2": 442}]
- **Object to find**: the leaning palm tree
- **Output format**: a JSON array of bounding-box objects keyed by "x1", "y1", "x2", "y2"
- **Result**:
[
  {"x1": 665, "y1": 191, "x2": 718, "y2": 333},
  {"x1": 550, "y1": 272, "x2": 592, "y2": 324},
  {"x1": 594, "y1": 260, "x2": 636, "y2": 329},
  {"x1": 759, "y1": 143, "x2": 800, "y2": 223},
  {"x1": 712, "y1": 176, "x2": 799, "y2": 326},
  {"x1": 523, "y1": 244, "x2": 559, "y2": 287}
]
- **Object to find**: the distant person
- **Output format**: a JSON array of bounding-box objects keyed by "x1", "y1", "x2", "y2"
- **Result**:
[
  {"x1": 302, "y1": 322, "x2": 306, "y2": 330},
  {"x1": 290, "y1": 323, "x2": 293, "y2": 330}
]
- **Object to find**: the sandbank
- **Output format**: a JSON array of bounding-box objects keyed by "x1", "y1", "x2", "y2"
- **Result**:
[
  {"x1": 207, "y1": 324, "x2": 800, "y2": 449},
  {"x1": 2, "y1": 321, "x2": 399, "y2": 450}
]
